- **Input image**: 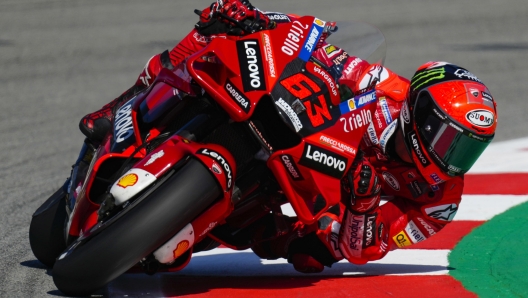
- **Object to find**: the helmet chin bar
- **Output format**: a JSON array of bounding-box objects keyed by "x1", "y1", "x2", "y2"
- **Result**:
[
  {"x1": 399, "y1": 99, "x2": 414, "y2": 163},
  {"x1": 394, "y1": 125, "x2": 412, "y2": 163}
]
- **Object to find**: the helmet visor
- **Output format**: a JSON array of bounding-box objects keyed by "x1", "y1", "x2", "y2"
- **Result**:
[{"x1": 414, "y1": 91, "x2": 493, "y2": 176}]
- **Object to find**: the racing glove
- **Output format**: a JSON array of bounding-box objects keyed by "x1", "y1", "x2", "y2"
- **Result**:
[
  {"x1": 338, "y1": 206, "x2": 390, "y2": 265},
  {"x1": 342, "y1": 156, "x2": 382, "y2": 214},
  {"x1": 196, "y1": 0, "x2": 274, "y2": 36}
]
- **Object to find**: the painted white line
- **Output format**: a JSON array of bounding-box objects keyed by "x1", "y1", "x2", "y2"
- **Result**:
[
  {"x1": 174, "y1": 248, "x2": 450, "y2": 276},
  {"x1": 457, "y1": 194, "x2": 528, "y2": 220}
]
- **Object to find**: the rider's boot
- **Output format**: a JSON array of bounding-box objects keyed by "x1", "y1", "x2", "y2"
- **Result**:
[
  {"x1": 251, "y1": 214, "x2": 338, "y2": 273},
  {"x1": 79, "y1": 85, "x2": 144, "y2": 143}
]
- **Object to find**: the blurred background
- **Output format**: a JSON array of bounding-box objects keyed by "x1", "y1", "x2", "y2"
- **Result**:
[{"x1": 0, "y1": 0, "x2": 526, "y2": 295}]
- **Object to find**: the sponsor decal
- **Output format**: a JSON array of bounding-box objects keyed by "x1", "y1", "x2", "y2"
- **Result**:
[
  {"x1": 281, "y1": 20, "x2": 309, "y2": 56},
  {"x1": 411, "y1": 67, "x2": 446, "y2": 90},
  {"x1": 343, "y1": 214, "x2": 365, "y2": 257},
  {"x1": 432, "y1": 108, "x2": 447, "y2": 120},
  {"x1": 281, "y1": 154, "x2": 304, "y2": 181},
  {"x1": 323, "y1": 44, "x2": 339, "y2": 58},
  {"x1": 481, "y1": 91, "x2": 493, "y2": 102},
  {"x1": 374, "y1": 110, "x2": 383, "y2": 129},
  {"x1": 417, "y1": 217, "x2": 437, "y2": 236},
  {"x1": 344, "y1": 57, "x2": 363, "y2": 76},
  {"x1": 448, "y1": 164, "x2": 462, "y2": 173},
  {"x1": 211, "y1": 162, "x2": 222, "y2": 175},
  {"x1": 408, "y1": 131, "x2": 431, "y2": 167},
  {"x1": 173, "y1": 240, "x2": 190, "y2": 259},
  {"x1": 314, "y1": 18, "x2": 325, "y2": 26},
  {"x1": 408, "y1": 180, "x2": 424, "y2": 198},
  {"x1": 425, "y1": 203, "x2": 458, "y2": 221},
  {"x1": 401, "y1": 101, "x2": 411, "y2": 124},
  {"x1": 466, "y1": 109, "x2": 494, "y2": 128},
  {"x1": 117, "y1": 173, "x2": 138, "y2": 188},
  {"x1": 193, "y1": 32, "x2": 212, "y2": 44},
  {"x1": 264, "y1": 12, "x2": 290, "y2": 23},
  {"x1": 379, "y1": 97, "x2": 393, "y2": 125},
  {"x1": 382, "y1": 171, "x2": 400, "y2": 191},
  {"x1": 363, "y1": 214, "x2": 377, "y2": 248},
  {"x1": 430, "y1": 173, "x2": 443, "y2": 184},
  {"x1": 237, "y1": 40, "x2": 266, "y2": 92},
  {"x1": 339, "y1": 109, "x2": 372, "y2": 133},
  {"x1": 275, "y1": 98, "x2": 303, "y2": 132},
  {"x1": 358, "y1": 65, "x2": 389, "y2": 90},
  {"x1": 339, "y1": 90, "x2": 377, "y2": 114},
  {"x1": 379, "y1": 119, "x2": 398, "y2": 153},
  {"x1": 393, "y1": 231, "x2": 412, "y2": 248},
  {"x1": 298, "y1": 19, "x2": 325, "y2": 61},
  {"x1": 449, "y1": 122, "x2": 464, "y2": 133},
  {"x1": 332, "y1": 52, "x2": 349, "y2": 66},
  {"x1": 313, "y1": 65, "x2": 338, "y2": 96},
  {"x1": 299, "y1": 143, "x2": 348, "y2": 178},
  {"x1": 366, "y1": 122, "x2": 379, "y2": 145},
  {"x1": 110, "y1": 169, "x2": 156, "y2": 205},
  {"x1": 470, "y1": 88, "x2": 479, "y2": 97},
  {"x1": 404, "y1": 221, "x2": 427, "y2": 244},
  {"x1": 430, "y1": 184, "x2": 440, "y2": 192},
  {"x1": 153, "y1": 223, "x2": 194, "y2": 264},
  {"x1": 319, "y1": 135, "x2": 357, "y2": 155},
  {"x1": 356, "y1": 91, "x2": 377, "y2": 108},
  {"x1": 114, "y1": 102, "x2": 135, "y2": 143},
  {"x1": 225, "y1": 80, "x2": 251, "y2": 113},
  {"x1": 304, "y1": 26, "x2": 320, "y2": 52},
  {"x1": 199, "y1": 221, "x2": 217, "y2": 237},
  {"x1": 144, "y1": 150, "x2": 165, "y2": 166},
  {"x1": 454, "y1": 68, "x2": 482, "y2": 82},
  {"x1": 261, "y1": 33, "x2": 276, "y2": 78},
  {"x1": 198, "y1": 148, "x2": 233, "y2": 189}
]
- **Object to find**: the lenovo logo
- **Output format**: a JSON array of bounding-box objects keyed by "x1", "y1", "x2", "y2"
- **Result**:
[
  {"x1": 299, "y1": 144, "x2": 347, "y2": 178},
  {"x1": 237, "y1": 40, "x2": 266, "y2": 92}
]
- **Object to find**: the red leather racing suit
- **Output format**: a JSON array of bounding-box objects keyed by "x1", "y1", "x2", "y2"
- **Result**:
[{"x1": 130, "y1": 12, "x2": 465, "y2": 266}]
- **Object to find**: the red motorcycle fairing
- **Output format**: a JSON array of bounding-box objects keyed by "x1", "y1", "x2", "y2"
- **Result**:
[
  {"x1": 186, "y1": 16, "x2": 326, "y2": 122},
  {"x1": 184, "y1": 16, "x2": 378, "y2": 224},
  {"x1": 117, "y1": 136, "x2": 237, "y2": 238},
  {"x1": 67, "y1": 74, "x2": 237, "y2": 239}
]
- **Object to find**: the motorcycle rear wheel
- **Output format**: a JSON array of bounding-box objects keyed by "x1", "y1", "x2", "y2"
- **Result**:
[
  {"x1": 52, "y1": 158, "x2": 221, "y2": 296},
  {"x1": 29, "y1": 186, "x2": 68, "y2": 268}
]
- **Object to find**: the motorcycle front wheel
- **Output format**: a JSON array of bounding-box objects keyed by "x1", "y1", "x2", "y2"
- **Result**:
[{"x1": 52, "y1": 158, "x2": 221, "y2": 296}]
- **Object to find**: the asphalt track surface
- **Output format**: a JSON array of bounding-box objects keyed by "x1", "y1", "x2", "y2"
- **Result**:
[{"x1": 1, "y1": 0, "x2": 527, "y2": 296}]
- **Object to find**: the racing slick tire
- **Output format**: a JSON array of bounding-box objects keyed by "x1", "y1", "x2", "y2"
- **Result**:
[
  {"x1": 52, "y1": 158, "x2": 222, "y2": 296},
  {"x1": 29, "y1": 186, "x2": 68, "y2": 268}
]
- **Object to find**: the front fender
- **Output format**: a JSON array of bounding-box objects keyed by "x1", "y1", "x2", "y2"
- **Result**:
[{"x1": 110, "y1": 135, "x2": 237, "y2": 206}]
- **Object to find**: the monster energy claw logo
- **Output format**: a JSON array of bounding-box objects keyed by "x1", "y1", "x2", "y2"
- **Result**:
[{"x1": 411, "y1": 67, "x2": 446, "y2": 90}]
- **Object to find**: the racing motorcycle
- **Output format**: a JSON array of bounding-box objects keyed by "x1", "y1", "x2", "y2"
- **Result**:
[{"x1": 29, "y1": 12, "x2": 386, "y2": 296}]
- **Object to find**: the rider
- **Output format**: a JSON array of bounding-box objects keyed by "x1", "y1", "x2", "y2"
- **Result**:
[{"x1": 78, "y1": 0, "x2": 498, "y2": 273}]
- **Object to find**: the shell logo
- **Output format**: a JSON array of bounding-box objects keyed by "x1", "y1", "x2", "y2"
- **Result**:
[
  {"x1": 173, "y1": 240, "x2": 190, "y2": 259},
  {"x1": 348, "y1": 99, "x2": 356, "y2": 111},
  {"x1": 117, "y1": 173, "x2": 138, "y2": 188},
  {"x1": 314, "y1": 18, "x2": 324, "y2": 26}
]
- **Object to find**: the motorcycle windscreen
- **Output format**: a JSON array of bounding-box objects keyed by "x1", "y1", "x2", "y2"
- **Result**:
[{"x1": 414, "y1": 91, "x2": 493, "y2": 176}]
